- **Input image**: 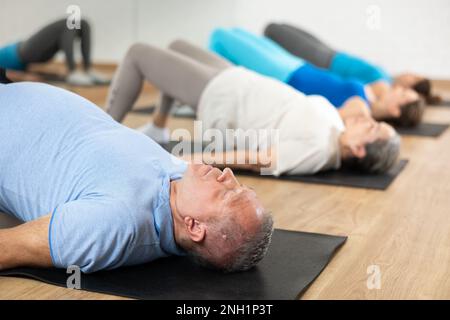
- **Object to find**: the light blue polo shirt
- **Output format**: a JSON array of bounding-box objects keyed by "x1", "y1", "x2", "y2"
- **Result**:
[{"x1": 0, "y1": 82, "x2": 187, "y2": 273}]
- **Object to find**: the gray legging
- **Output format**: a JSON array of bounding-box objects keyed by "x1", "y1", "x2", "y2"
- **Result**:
[
  {"x1": 264, "y1": 23, "x2": 336, "y2": 69},
  {"x1": 106, "y1": 40, "x2": 232, "y2": 122},
  {"x1": 18, "y1": 19, "x2": 92, "y2": 71}
]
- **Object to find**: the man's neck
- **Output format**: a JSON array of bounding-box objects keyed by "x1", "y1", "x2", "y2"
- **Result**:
[{"x1": 169, "y1": 180, "x2": 185, "y2": 250}]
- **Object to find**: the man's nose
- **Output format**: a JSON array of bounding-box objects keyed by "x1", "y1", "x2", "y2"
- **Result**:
[{"x1": 218, "y1": 168, "x2": 239, "y2": 185}]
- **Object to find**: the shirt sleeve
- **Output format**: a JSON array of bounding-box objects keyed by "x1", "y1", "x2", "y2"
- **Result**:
[
  {"x1": 270, "y1": 138, "x2": 327, "y2": 176},
  {"x1": 49, "y1": 199, "x2": 136, "y2": 273}
]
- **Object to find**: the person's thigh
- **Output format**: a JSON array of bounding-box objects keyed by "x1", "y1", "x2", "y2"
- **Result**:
[
  {"x1": 19, "y1": 20, "x2": 67, "y2": 63},
  {"x1": 129, "y1": 43, "x2": 218, "y2": 108},
  {"x1": 169, "y1": 39, "x2": 232, "y2": 71},
  {"x1": 210, "y1": 28, "x2": 299, "y2": 82}
]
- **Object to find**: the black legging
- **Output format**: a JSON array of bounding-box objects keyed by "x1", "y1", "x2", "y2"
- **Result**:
[
  {"x1": 0, "y1": 68, "x2": 12, "y2": 83},
  {"x1": 18, "y1": 19, "x2": 92, "y2": 72},
  {"x1": 264, "y1": 23, "x2": 336, "y2": 69}
]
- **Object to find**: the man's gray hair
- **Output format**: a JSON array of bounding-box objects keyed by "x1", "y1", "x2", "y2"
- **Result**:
[
  {"x1": 224, "y1": 212, "x2": 274, "y2": 273},
  {"x1": 189, "y1": 208, "x2": 274, "y2": 273},
  {"x1": 344, "y1": 134, "x2": 401, "y2": 173}
]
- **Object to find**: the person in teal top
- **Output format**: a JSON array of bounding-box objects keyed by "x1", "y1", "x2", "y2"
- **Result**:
[
  {"x1": 0, "y1": 19, "x2": 108, "y2": 86},
  {"x1": 0, "y1": 43, "x2": 26, "y2": 71},
  {"x1": 210, "y1": 27, "x2": 424, "y2": 126},
  {"x1": 210, "y1": 27, "x2": 368, "y2": 108},
  {"x1": 265, "y1": 23, "x2": 438, "y2": 104},
  {"x1": 329, "y1": 52, "x2": 392, "y2": 85}
]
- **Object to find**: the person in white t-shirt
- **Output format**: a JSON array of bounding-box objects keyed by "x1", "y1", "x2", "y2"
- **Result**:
[{"x1": 106, "y1": 40, "x2": 400, "y2": 176}]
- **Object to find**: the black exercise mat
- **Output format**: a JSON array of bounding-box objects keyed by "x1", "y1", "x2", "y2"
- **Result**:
[
  {"x1": 428, "y1": 100, "x2": 450, "y2": 107},
  {"x1": 161, "y1": 141, "x2": 408, "y2": 190},
  {"x1": 0, "y1": 68, "x2": 12, "y2": 84},
  {"x1": 235, "y1": 160, "x2": 408, "y2": 190},
  {"x1": 0, "y1": 229, "x2": 346, "y2": 300},
  {"x1": 395, "y1": 123, "x2": 448, "y2": 137},
  {"x1": 31, "y1": 71, "x2": 111, "y2": 87},
  {"x1": 132, "y1": 106, "x2": 156, "y2": 115},
  {"x1": 131, "y1": 105, "x2": 197, "y2": 119}
]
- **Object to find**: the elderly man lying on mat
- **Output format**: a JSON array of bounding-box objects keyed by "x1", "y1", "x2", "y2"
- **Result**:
[
  {"x1": 0, "y1": 73, "x2": 274, "y2": 274},
  {"x1": 106, "y1": 40, "x2": 401, "y2": 176}
]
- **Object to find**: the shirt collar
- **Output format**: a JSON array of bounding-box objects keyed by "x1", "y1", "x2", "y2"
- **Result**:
[{"x1": 153, "y1": 174, "x2": 186, "y2": 257}]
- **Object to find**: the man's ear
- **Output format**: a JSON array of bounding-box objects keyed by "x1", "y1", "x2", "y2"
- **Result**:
[
  {"x1": 350, "y1": 144, "x2": 366, "y2": 159},
  {"x1": 183, "y1": 217, "x2": 206, "y2": 243}
]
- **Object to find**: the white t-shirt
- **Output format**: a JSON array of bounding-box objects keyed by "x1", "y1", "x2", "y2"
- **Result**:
[{"x1": 197, "y1": 67, "x2": 345, "y2": 176}]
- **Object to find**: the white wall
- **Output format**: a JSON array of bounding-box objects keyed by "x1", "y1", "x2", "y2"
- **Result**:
[
  {"x1": 0, "y1": 0, "x2": 137, "y2": 61},
  {"x1": 234, "y1": 0, "x2": 450, "y2": 78},
  {"x1": 0, "y1": 0, "x2": 449, "y2": 78},
  {"x1": 136, "y1": 0, "x2": 238, "y2": 48}
]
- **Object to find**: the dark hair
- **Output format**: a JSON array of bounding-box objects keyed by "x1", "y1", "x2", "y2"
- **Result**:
[
  {"x1": 389, "y1": 98, "x2": 426, "y2": 127},
  {"x1": 412, "y1": 79, "x2": 442, "y2": 105},
  {"x1": 188, "y1": 210, "x2": 274, "y2": 273},
  {"x1": 343, "y1": 134, "x2": 401, "y2": 174},
  {"x1": 412, "y1": 79, "x2": 431, "y2": 97}
]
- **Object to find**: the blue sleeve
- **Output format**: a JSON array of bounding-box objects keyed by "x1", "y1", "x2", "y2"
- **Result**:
[
  {"x1": 209, "y1": 28, "x2": 303, "y2": 83},
  {"x1": 288, "y1": 63, "x2": 368, "y2": 108},
  {"x1": 49, "y1": 199, "x2": 137, "y2": 273},
  {"x1": 330, "y1": 52, "x2": 391, "y2": 84}
]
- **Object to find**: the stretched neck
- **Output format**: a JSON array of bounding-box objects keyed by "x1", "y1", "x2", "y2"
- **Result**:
[
  {"x1": 339, "y1": 132, "x2": 353, "y2": 160},
  {"x1": 169, "y1": 180, "x2": 189, "y2": 250}
]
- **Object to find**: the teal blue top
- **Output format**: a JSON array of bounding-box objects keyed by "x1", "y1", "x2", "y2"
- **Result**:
[
  {"x1": 0, "y1": 42, "x2": 26, "y2": 71},
  {"x1": 209, "y1": 28, "x2": 368, "y2": 107},
  {"x1": 330, "y1": 52, "x2": 391, "y2": 84}
]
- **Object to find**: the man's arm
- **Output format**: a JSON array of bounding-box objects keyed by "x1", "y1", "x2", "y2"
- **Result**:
[
  {"x1": 181, "y1": 148, "x2": 276, "y2": 173},
  {"x1": 0, "y1": 214, "x2": 52, "y2": 270}
]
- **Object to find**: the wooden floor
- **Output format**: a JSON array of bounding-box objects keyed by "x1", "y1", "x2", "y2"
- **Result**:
[{"x1": 0, "y1": 67, "x2": 449, "y2": 300}]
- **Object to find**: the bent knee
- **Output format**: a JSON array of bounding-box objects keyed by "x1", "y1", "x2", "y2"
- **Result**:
[
  {"x1": 168, "y1": 39, "x2": 189, "y2": 51},
  {"x1": 127, "y1": 42, "x2": 152, "y2": 59},
  {"x1": 264, "y1": 23, "x2": 281, "y2": 37},
  {"x1": 210, "y1": 28, "x2": 229, "y2": 44}
]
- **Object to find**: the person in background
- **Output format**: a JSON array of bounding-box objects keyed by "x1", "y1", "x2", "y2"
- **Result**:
[
  {"x1": 264, "y1": 23, "x2": 441, "y2": 105},
  {"x1": 0, "y1": 19, "x2": 108, "y2": 86},
  {"x1": 210, "y1": 27, "x2": 425, "y2": 127},
  {"x1": 106, "y1": 40, "x2": 401, "y2": 176}
]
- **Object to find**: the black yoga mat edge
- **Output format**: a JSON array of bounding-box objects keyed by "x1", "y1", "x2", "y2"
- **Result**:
[
  {"x1": 132, "y1": 105, "x2": 197, "y2": 119},
  {"x1": 427, "y1": 100, "x2": 450, "y2": 107},
  {"x1": 30, "y1": 71, "x2": 111, "y2": 87},
  {"x1": 0, "y1": 270, "x2": 138, "y2": 300},
  {"x1": 294, "y1": 234, "x2": 347, "y2": 299},
  {"x1": 395, "y1": 122, "x2": 449, "y2": 138},
  {"x1": 238, "y1": 159, "x2": 408, "y2": 191},
  {"x1": 0, "y1": 229, "x2": 347, "y2": 300}
]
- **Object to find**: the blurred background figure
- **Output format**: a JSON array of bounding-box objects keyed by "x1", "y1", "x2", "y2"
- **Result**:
[{"x1": 0, "y1": 19, "x2": 109, "y2": 86}]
